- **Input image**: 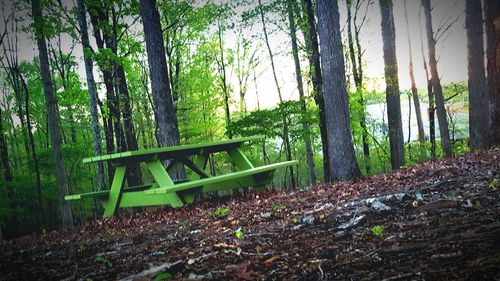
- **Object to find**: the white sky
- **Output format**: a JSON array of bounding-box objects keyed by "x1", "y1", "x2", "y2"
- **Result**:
[{"x1": 1, "y1": 0, "x2": 468, "y2": 112}]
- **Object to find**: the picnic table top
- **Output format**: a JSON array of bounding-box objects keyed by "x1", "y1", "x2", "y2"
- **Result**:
[{"x1": 83, "y1": 136, "x2": 263, "y2": 164}]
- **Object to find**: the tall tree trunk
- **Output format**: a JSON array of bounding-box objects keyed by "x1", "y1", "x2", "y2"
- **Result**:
[
  {"x1": 404, "y1": 0, "x2": 425, "y2": 143},
  {"x1": 346, "y1": 0, "x2": 370, "y2": 173},
  {"x1": 302, "y1": 0, "x2": 329, "y2": 182},
  {"x1": 379, "y1": 0, "x2": 405, "y2": 169},
  {"x1": 421, "y1": 0, "x2": 452, "y2": 157},
  {"x1": 217, "y1": 19, "x2": 232, "y2": 138},
  {"x1": 485, "y1": 0, "x2": 500, "y2": 145},
  {"x1": 466, "y1": 0, "x2": 489, "y2": 150},
  {"x1": 0, "y1": 107, "x2": 12, "y2": 182},
  {"x1": 419, "y1": 14, "x2": 436, "y2": 159},
  {"x1": 316, "y1": 0, "x2": 361, "y2": 181},
  {"x1": 88, "y1": 5, "x2": 125, "y2": 154},
  {"x1": 258, "y1": 0, "x2": 296, "y2": 187},
  {"x1": 32, "y1": 0, "x2": 73, "y2": 229},
  {"x1": 287, "y1": 0, "x2": 316, "y2": 185},
  {"x1": 76, "y1": 0, "x2": 105, "y2": 190},
  {"x1": 139, "y1": 0, "x2": 184, "y2": 180},
  {"x1": 19, "y1": 74, "x2": 44, "y2": 228},
  {"x1": 115, "y1": 64, "x2": 142, "y2": 186}
]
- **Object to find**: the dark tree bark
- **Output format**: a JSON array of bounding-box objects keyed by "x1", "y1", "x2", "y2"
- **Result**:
[
  {"x1": 404, "y1": 0, "x2": 425, "y2": 143},
  {"x1": 316, "y1": 0, "x2": 361, "y2": 181},
  {"x1": 379, "y1": 0, "x2": 405, "y2": 169},
  {"x1": 287, "y1": 0, "x2": 317, "y2": 185},
  {"x1": 139, "y1": 0, "x2": 184, "y2": 179},
  {"x1": 76, "y1": 0, "x2": 106, "y2": 190},
  {"x1": 485, "y1": 0, "x2": 500, "y2": 145},
  {"x1": 418, "y1": 13, "x2": 436, "y2": 159},
  {"x1": 0, "y1": 107, "x2": 12, "y2": 182},
  {"x1": 88, "y1": 3, "x2": 126, "y2": 154},
  {"x1": 465, "y1": 0, "x2": 489, "y2": 149},
  {"x1": 32, "y1": 0, "x2": 73, "y2": 229},
  {"x1": 302, "y1": 0, "x2": 330, "y2": 182},
  {"x1": 115, "y1": 64, "x2": 142, "y2": 186},
  {"x1": 421, "y1": 0, "x2": 452, "y2": 157},
  {"x1": 258, "y1": 0, "x2": 296, "y2": 187}
]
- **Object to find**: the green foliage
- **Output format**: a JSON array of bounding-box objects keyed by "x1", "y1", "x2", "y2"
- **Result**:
[
  {"x1": 94, "y1": 256, "x2": 113, "y2": 268},
  {"x1": 371, "y1": 225, "x2": 384, "y2": 236},
  {"x1": 179, "y1": 219, "x2": 191, "y2": 229},
  {"x1": 235, "y1": 228, "x2": 244, "y2": 239},
  {"x1": 154, "y1": 272, "x2": 173, "y2": 281},
  {"x1": 212, "y1": 207, "x2": 231, "y2": 218},
  {"x1": 272, "y1": 203, "x2": 283, "y2": 212},
  {"x1": 489, "y1": 179, "x2": 500, "y2": 190}
]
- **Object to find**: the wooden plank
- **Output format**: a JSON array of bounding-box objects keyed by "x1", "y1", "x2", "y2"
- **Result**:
[
  {"x1": 64, "y1": 190, "x2": 110, "y2": 201},
  {"x1": 83, "y1": 136, "x2": 263, "y2": 164},
  {"x1": 103, "y1": 165, "x2": 127, "y2": 217},
  {"x1": 228, "y1": 147, "x2": 254, "y2": 170},
  {"x1": 146, "y1": 159, "x2": 183, "y2": 207},
  {"x1": 119, "y1": 191, "x2": 184, "y2": 208},
  {"x1": 145, "y1": 161, "x2": 297, "y2": 195}
]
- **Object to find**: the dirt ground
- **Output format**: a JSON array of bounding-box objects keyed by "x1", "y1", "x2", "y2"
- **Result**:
[{"x1": 1, "y1": 149, "x2": 500, "y2": 281}]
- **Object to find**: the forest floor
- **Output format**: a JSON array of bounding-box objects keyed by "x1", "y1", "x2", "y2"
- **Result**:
[{"x1": 1, "y1": 149, "x2": 500, "y2": 281}]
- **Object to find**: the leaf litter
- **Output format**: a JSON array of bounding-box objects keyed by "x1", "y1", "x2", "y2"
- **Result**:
[{"x1": 1, "y1": 148, "x2": 500, "y2": 280}]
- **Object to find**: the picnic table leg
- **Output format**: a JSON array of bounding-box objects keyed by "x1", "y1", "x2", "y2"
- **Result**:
[
  {"x1": 180, "y1": 154, "x2": 209, "y2": 204},
  {"x1": 228, "y1": 147, "x2": 254, "y2": 170},
  {"x1": 103, "y1": 165, "x2": 127, "y2": 218},
  {"x1": 146, "y1": 160, "x2": 184, "y2": 208},
  {"x1": 228, "y1": 147, "x2": 271, "y2": 191}
]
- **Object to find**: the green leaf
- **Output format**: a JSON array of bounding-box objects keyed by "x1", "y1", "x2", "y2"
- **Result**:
[
  {"x1": 154, "y1": 272, "x2": 173, "y2": 281},
  {"x1": 235, "y1": 228, "x2": 244, "y2": 239},
  {"x1": 371, "y1": 225, "x2": 384, "y2": 236}
]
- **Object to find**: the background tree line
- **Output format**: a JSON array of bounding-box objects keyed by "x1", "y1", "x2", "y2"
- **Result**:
[{"x1": 0, "y1": 0, "x2": 498, "y2": 239}]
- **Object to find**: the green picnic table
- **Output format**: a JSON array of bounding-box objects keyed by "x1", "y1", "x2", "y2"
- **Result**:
[{"x1": 65, "y1": 136, "x2": 297, "y2": 217}]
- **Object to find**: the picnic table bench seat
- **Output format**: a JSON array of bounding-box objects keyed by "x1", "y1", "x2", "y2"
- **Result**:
[{"x1": 65, "y1": 136, "x2": 297, "y2": 217}]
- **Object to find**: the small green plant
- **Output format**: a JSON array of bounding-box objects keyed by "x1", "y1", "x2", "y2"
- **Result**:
[
  {"x1": 78, "y1": 245, "x2": 85, "y2": 253},
  {"x1": 95, "y1": 256, "x2": 113, "y2": 268},
  {"x1": 153, "y1": 272, "x2": 173, "y2": 281},
  {"x1": 212, "y1": 207, "x2": 231, "y2": 218},
  {"x1": 255, "y1": 245, "x2": 262, "y2": 253},
  {"x1": 179, "y1": 219, "x2": 191, "y2": 228},
  {"x1": 272, "y1": 203, "x2": 283, "y2": 212},
  {"x1": 235, "y1": 228, "x2": 244, "y2": 239},
  {"x1": 371, "y1": 225, "x2": 384, "y2": 236},
  {"x1": 489, "y1": 178, "x2": 500, "y2": 189},
  {"x1": 290, "y1": 216, "x2": 300, "y2": 224}
]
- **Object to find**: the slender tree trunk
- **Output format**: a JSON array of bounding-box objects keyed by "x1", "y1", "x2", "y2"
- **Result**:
[
  {"x1": 287, "y1": 0, "x2": 316, "y2": 185},
  {"x1": 421, "y1": 0, "x2": 452, "y2": 157},
  {"x1": 139, "y1": 0, "x2": 184, "y2": 180},
  {"x1": 404, "y1": 0, "x2": 425, "y2": 143},
  {"x1": 346, "y1": 1, "x2": 370, "y2": 174},
  {"x1": 115, "y1": 64, "x2": 142, "y2": 186},
  {"x1": 0, "y1": 107, "x2": 12, "y2": 182},
  {"x1": 19, "y1": 74, "x2": 44, "y2": 228},
  {"x1": 302, "y1": 0, "x2": 329, "y2": 182},
  {"x1": 253, "y1": 68, "x2": 261, "y2": 110},
  {"x1": 419, "y1": 13, "x2": 436, "y2": 159},
  {"x1": 88, "y1": 6, "x2": 125, "y2": 154},
  {"x1": 76, "y1": 0, "x2": 105, "y2": 190},
  {"x1": 485, "y1": 0, "x2": 500, "y2": 145},
  {"x1": 465, "y1": 0, "x2": 489, "y2": 149},
  {"x1": 32, "y1": 0, "x2": 73, "y2": 229},
  {"x1": 379, "y1": 0, "x2": 405, "y2": 169},
  {"x1": 217, "y1": 19, "x2": 232, "y2": 138},
  {"x1": 316, "y1": 0, "x2": 361, "y2": 181},
  {"x1": 258, "y1": 0, "x2": 296, "y2": 187}
]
